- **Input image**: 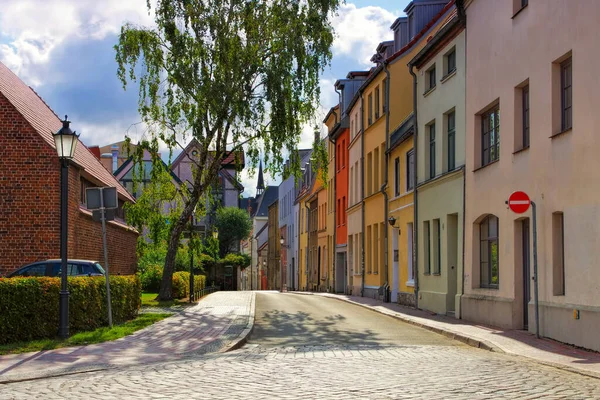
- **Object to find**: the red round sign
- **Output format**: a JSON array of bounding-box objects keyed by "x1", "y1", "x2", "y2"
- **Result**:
[{"x1": 508, "y1": 191, "x2": 531, "y2": 214}]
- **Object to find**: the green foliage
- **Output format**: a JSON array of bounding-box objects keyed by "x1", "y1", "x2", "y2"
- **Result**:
[
  {"x1": 115, "y1": 0, "x2": 341, "y2": 300},
  {"x1": 220, "y1": 253, "x2": 251, "y2": 270},
  {"x1": 172, "y1": 272, "x2": 207, "y2": 299},
  {"x1": 0, "y1": 276, "x2": 141, "y2": 344},
  {"x1": 140, "y1": 264, "x2": 163, "y2": 292},
  {"x1": 215, "y1": 207, "x2": 252, "y2": 257}
]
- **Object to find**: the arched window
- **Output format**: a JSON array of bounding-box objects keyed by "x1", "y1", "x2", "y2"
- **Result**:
[{"x1": 480, "y1": 215, "x2": 499, "y2": 288}]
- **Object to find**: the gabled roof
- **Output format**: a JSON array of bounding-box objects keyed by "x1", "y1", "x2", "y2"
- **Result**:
[
  {"x1": 220, "y1": 168, "x2": 244, "y2": 191},
  {"x1": 113, "y1": 157, "x2": 182, "y2": 185},
  {"x1": 0, "y1": 61, "x2": 135, "y2": 202},
  {"x1": 388, "y1": 113, "x2": 415, "y2": 153},
  {"x1": 171, "y1": 138, "x2": 246, "y2": 169}
]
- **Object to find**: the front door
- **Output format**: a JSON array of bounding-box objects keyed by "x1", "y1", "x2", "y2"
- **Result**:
[
  {"x1": 447, "y1": 215, "x2": 458, "y2": 313},
  {"x1": 522, "y1": 219, "x2": 531, "y2": 329}
]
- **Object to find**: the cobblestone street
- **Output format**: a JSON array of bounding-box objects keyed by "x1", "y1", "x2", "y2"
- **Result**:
[
  {"x1": 1, "y1": 292, "x2": 599, "y2": 399},
  {"x1": 3, "y1": 343, "x2": 600, "y2": 399}
]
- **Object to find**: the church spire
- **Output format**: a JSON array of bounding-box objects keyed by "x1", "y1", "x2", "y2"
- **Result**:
[{"x1": 256, "y1": 159, "x2": 265, "y2": 196}]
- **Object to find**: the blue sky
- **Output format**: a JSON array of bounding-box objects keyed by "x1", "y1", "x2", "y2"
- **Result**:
[{"x1": 0, "y1": 0, "x2": 410, "y2": 195}]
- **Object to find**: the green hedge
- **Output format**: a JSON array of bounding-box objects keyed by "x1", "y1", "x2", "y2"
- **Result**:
[
  {"x1": 172, "y1": 272, "x2": 206, "y2": 299},
  {"x1": 0, "y1": 275, "x2": 141, "y2": 344}
]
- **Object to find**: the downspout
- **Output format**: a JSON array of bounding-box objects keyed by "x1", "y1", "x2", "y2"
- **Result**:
[
  {"x1": 409, "y1": 64, "x2": 419, "y2": 310},
  {"x1": 381, "y1": 64, "x2": 391, "y2": 302},
  {"x1": 360, "y1": 93, "x2": 366, "y2": 297},
  {"x1": 458, "y1": 0, "x2": 467, "y2": 318}
]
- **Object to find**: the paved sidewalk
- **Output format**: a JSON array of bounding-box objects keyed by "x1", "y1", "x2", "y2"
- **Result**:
[
  {"x1": 0, "y1": 291, "x2": 255, "y2": 383},
  {"x1": 292, "y1": 291, "x2": 600, "y2": 379}
]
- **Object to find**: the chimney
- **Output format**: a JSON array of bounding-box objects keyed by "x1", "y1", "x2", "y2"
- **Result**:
[
  {"x1": 89, "y1": 146, "x2": 101, "y2": 160},
  {"x1": 111, "y1": 144, "x2": 119, "y2": 173}
]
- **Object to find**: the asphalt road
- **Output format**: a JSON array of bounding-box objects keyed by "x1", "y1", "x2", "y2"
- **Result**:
[{"x1": 248, "y1": 292, "x2": 462, "y2": 348}]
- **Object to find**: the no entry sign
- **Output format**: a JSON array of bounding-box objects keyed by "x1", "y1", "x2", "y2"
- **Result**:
[{"x1": 508, "y1": 191, "x2": 531, "y2": 214}]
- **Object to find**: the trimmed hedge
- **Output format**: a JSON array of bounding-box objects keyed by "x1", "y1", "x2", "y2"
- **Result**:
[
  {"x1": 172, "y1": 272, "x2": 206, "y2": 299},
  {"x1": 0, "y1": 275, "x2": 141, "y2": 344}
]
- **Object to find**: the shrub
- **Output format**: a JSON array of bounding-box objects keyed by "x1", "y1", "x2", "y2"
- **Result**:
[
  {"x1": 172, "y1": 271, "x2": 189, "y2": 299},
  {"x1": 140, "y1": 264, "x2": 163, "y2": 292},
  {"x1": 0, "y1": 275, "x2": 141, "y2": 344}
]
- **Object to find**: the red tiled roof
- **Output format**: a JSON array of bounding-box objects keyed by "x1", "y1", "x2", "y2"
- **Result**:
[{"x1": 0, "y1": 61, "x2": 134, "y2": 202}]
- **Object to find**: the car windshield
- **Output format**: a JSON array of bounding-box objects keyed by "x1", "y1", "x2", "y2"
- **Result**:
[{"x1": 95, "y1": 263, "x2": 106, "y2": 274}]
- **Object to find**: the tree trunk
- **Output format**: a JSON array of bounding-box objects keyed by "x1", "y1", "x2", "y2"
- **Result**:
[{"x1": 157, "y1": 194, "x2": 202, "y2": 300}]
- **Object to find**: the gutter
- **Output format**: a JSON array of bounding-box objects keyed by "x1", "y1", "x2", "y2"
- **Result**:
[
  {"x1": 381, "y1": 63, "x2": 391, "y2": 301},
  {"x1": 409, "y1": 64, "x2": 420, "y2": 310},
  {"x1": 331, "y1": 87, "x2": 341, "y2": 293},
  {"x1": 360, "y1": 94, "x2": 366, "y2": 298}
]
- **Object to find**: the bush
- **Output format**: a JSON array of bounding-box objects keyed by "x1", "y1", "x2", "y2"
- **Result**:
[
  {"x1": 140, "y1": 264, "x2": 163, "y2": 292},
  {"x1": 172, "y1": 272, "x2": 207, "y2": 299},
  {"x1": 0, "y1": 275, "x2": 141, "y2": 344}
]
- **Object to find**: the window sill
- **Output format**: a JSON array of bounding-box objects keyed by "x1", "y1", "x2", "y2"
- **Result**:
[
  {"x1": 441, "y1": 69, "x2": 456, "y2": 84},
  {"x1": 424, "y1": 272, "x2": 431, "y2": 276},
  {"x1": 479, "y1": 285, "x2": 499, "y2": 290},
  {"x1": 406, "y1": 280, "x2": 415, "y2": 287},
  {"x1": 550, "y1": 128, "x2": 572, "y2": 139},
  {"x1": 423, "y1": 86, "x2": 436, "y2": 97},
  {"x1": 513, "y1": 145, "x2": 529, "y2": 155},
  {"x1": 433, "y1": 273, "x2": 441, "y2": 276},
  {"x1": 374, "y1": 272, "x2": 378, "y2": 275},
  {"x1": 512, "y1": 4, "x2": 528, "y2": 19},
  {"x1": 472, "y1": 158, "x2": 499, "y2": 173}
]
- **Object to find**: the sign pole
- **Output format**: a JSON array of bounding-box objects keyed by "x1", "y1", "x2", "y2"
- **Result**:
[
  {"x1": 531, "y1": 201, "x2": 540, "y2": 339},
  {"x1": 100, "y1": 189, "x2": 113, "y2": 328}
]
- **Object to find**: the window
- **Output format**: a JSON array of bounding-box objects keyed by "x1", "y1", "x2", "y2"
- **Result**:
[
  {"x1": 367, "y1": 225, "x2": 372, "y2": 273},
  {"x1": 523, "y1": 85, "x2": 530, "y2": 148},
  {"x1": 447, "y1": 112, "x2": 456, "y2": 171},
  {"x1": 375, "y1": 86, "x2": 380, "y2": 120},
  {"x1": 552, "y1": 212, "x2": 565, "y2": 295},
  {"x1": 17, "y1": 264, "x2": 47, "y2": 277},
  {"x1": 426, "y1": 65, "x2": 436, "y2": 92},
  {"x1": 368, "y1": 94, "x2": 373, "y2": 125},
  {"x1": 424, "y1": 221, "x2": 431, "y2": 274},
  {"x1": 406, "y1": 149, "x2": 415, "y2": 191},
  {"x1": 367, "y1": 152, "x2": 373, "y2": 196},
  {"x1": 429, "y1": 123, "x2": 436, "y2": 179},
  {"x1": 481, "y1": 105, "x2": 500, "y2": 166},
  {"x1": 373, "y1": 224, "x2": 379, "y2": 274},
  {"x1": 522, "y1": 0, "x2": 528, "y2": 7},
  {"x1": 394, "y1": 157, "x2": 400, "y2": 196},
  {"x1": 433, "y1": 219, "x2": 441, "y2": 274},
  {"x1": 80, "y1": 178, "x2": 94, "y2": 205},
  {"x1": 341, "y1": 140, "x2": 346, "y2": 168},
  {"x1": 445, "y1": 49, "x2": 456, "y2": 76},
  {"x1": 561, "y1": 58, "x2": 572, "y2": 131},
  {"x1": 480, "y1": 215, "x2": 499, "y2": 288},
  {"x1": 374, "y1": 147, "x2": 380, "y2": 191}
]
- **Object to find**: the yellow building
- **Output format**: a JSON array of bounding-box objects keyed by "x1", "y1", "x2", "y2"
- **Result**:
[
  {"x1": 296, "y1": 161, "x2": 315, "y2": 291},
  {"x1": 384, "y1": 1, "x2": 455, "y2": 306}
]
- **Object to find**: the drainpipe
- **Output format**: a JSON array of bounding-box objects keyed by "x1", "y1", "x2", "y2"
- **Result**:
[
  {"x1": 458, "y1": 0, "x2": 467, "y2": 318},
  {"x1": 409, "y1": 64, "x2": 419, "y2": 310},
  {"x1": 381, "y1": 64, "x2": 391, "y2": 302},
  {"x1": 360, "y1": 93, "x2": 366, "y2": 298}
]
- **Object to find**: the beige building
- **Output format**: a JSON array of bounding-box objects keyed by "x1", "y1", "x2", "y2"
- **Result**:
[
  {"x1": 463, "y1": 0, "x2": 600, "y2": 351},
  {"x1": 409, "y1": 7, "x2": 465, "y2": 317}
]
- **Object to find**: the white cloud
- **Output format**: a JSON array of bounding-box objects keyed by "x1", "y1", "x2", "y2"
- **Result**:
[
  {"x1": 0, "y1": 0, "x2": 152, "y2": 85},
  {"x1": 331, "y1": 3, "x2": 397, "y2": 67}
]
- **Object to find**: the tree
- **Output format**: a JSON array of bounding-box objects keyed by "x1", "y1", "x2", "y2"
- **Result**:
[
  {"x1": 115, "y1": 0, "x2": 340, "y2": 299},
  {"x1": 215, "y1": 207, "x2": 252, "y2": 257}
]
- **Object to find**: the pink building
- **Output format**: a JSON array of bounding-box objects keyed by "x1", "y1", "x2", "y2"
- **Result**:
[{"x1": 463, "y1": 0, "x2": 600, "y2": 351}]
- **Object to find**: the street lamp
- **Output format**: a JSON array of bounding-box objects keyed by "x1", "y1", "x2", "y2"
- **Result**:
[
  {"x1": 280, "y1": 236, "x2": 284, "y2": 246},
  {"x1": 189, "y1": 216, "x2": 195, "y2": 303},
  {"x1": 53, "y1": 115, "x2": 79, "y2": 339}
]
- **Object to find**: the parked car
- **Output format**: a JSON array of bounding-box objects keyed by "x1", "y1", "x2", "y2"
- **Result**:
[{"x1": 5, "y1": 259, "x2": 106, "y2": 278}]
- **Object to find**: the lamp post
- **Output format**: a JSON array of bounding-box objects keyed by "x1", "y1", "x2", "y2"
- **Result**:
[
  {"x1": 280, "y1": 236, "x2": 287, "y2": 292},
  {"x1": 53, "y1": 116, "x2": 79, "y2": 339},
  {"x1": 262, "y1": 259, "x2": 266, "y2": 290}
]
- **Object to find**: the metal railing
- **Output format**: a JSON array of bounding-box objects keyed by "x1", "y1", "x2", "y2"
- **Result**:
[{"x1": 191, "y1": 285, "x2": 218, "y2": 302}]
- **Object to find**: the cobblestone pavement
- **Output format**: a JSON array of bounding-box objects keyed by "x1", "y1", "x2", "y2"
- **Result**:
[
  {"x1": 1, "y1": 292, "x2": 599, "y2": 399},
  {"x1": 0, "y1": 291, "x2": 254, "y2": 383},
  {"x1": 2, "y1": 343, "x2": 600, "y2": 399}
]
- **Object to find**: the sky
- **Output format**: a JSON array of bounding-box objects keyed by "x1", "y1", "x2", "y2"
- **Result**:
[{"x1": 0, "y1": 0, "x2": 411, "y2": 196}]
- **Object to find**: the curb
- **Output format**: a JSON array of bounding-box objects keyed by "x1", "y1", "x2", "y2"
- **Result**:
[
  {"x1": 289, "y1": 291, "x2": 502, "y2": 352},
  {"x1": 222, "y1": 291, "x2": 256, "y2": 353}
]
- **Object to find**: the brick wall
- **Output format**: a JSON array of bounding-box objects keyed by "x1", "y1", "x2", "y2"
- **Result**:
[
  {"x1": 0, "y1": 93, "x2": 138, "y2": 276},
  {"x1": 0, "y1": 92, "x2": 61, "y2": 276}
]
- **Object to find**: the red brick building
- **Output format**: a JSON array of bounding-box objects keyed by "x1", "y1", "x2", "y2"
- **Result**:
[{"x1": 0, "y1": 62, "x2": 138, "y2": 276}]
